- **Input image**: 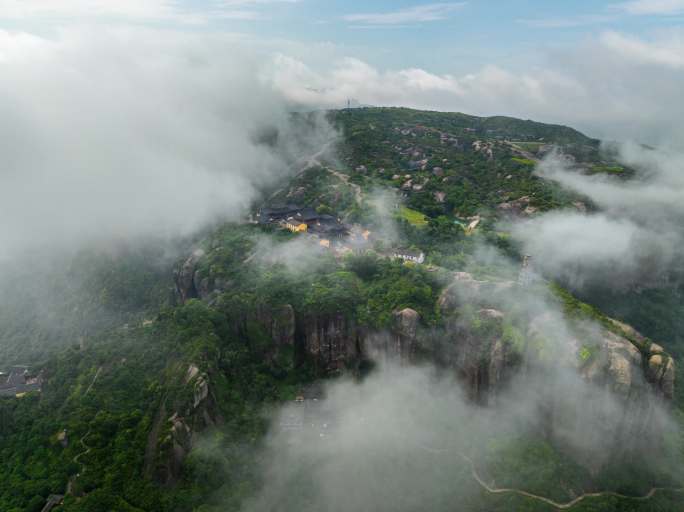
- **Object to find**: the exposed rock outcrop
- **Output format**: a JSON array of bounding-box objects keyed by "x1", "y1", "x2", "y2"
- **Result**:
[
  {"x1": 299, "y1": 314, "x2": 363, "y2": 374},
  {"x1": 393, "y1": 308, "x2": 420, "y2": 361},
  {"x1": 496, "y1": 196, "x2": 539, "y2": 218},
  {"x1": 647, "y1": 352, "x2": 675, "y2": 399},
  {"x1": 437, "y1": 271, "x2": 677, "y2": 473},
  {"x1": 439, "y1": 272, "x2": 675, "y2": 401},
  {"x1": 174, "y1": 249, "x2": 232, "y2": 304},
  {"x1": 149, "y1": 363, "x2": 223, "y2": 486},
  {"x1": 174, "y1": 249, "x2": 205, "y2": 303},
  {"x1": 366, "y1": 308, "x2": 421, "y2": 365},
  {"x1": 440, "y1": 304, "x2": 517, "y2": 404}
]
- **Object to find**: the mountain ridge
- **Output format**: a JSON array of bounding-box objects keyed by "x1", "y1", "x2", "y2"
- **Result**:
[{"x1": 0, "y1": 107, "x2": 681, "y2": 512}]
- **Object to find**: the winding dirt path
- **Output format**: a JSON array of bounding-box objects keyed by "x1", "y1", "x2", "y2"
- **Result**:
[
  {"x1": 83, "y1": 367, "x2": 102, "y2": 396},
  {"x1": 419, "y1": 444, "x2": 683, "y2": 509},
  {"x1": 267, "y1": 141, "x2": 335, "y2": 202},
  {"x1": 73, "y1": 431, "x2": 92, "y2": 470},
  {"x1": 300, "y1": 141, "x2": 333, "y2": 171},
  {"x1": 326, "y1": 168, "x2": 363, "y2": 205},
  {"x1": 460, "y1": 452, "x2": 682, "y2": 509},
  {"x1": 66, "y1": 430, "x2": 92, "y2": 495}
]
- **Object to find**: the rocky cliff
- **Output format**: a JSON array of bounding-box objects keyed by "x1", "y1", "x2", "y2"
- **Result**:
[
  {"x1": 174, "y1": 249, "x2": 232, "y2": 305},
  {"x1": 174, "y1": 251, "x2": 422, "y2": 374},
  {"x1": 146, "y1": 363, "x2": 223, "y2": 485},
  {"x1": 175, "y1": 253, "x2": 674, "y2": 405},
  {"x1": 437, "y1": 271, "x2": 676, "y2": 472},
  {"x1": 172, "y1": 247, "x2": 677, "y2": 476},
  {"x1": 436, "y1": 272, "x2": 675, "y2": 402}
]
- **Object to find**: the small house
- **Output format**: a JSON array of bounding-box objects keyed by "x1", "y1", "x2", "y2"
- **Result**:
[
  {"x1": 0, "y1": 366, "x2": 42, "y2": 397},
  {"x1": 281, "y1": 218, "x2": 308, "y2": 233},
  {"x1": 309, "y1": 215, "x2": 349, "y2": 239},
  {"x1": 257, "y1": 204, "x2": 302, "y2": 224},
  {"x1": 392, "y1": 249, "x2": 425, "y2": 264}
]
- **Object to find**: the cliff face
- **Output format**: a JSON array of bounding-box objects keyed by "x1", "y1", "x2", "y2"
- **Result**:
[
  {"x1": 437, "y1": 271, "x2": 676, "y2": 472},
  {"x1": 147, "y1": 364, "x2": 223, "y2": 486},
  {"x1": 441, "y1": 306, "x2": 519, "y2": 404},
  {"x1": 365, "y1": 308, "x2": 421, "y2": 365},
  {"x1": 174, "y1": 253, "x2": 422, "y2": 374},
  {"x1": 171, "y1": 248, "x2": 677, "y2": 477},
  {"x1": 175, "y1": 253, "x2": 675, "y2": 405},
  {"x1": 174, "y1": 250, "x2": 205, "y2": 304},
  {"x1": 298, "y1": 313, "x2": 362, "y2": 374},
  {"x1": 174, "y1": 250, "x2": 231, "y2": 304},
  {"x1": 437, "y1": 272, "x2": 675, "y2": 403},
  {"x1": 235, "y1": 305, "x2": 424, "y2": 374}
]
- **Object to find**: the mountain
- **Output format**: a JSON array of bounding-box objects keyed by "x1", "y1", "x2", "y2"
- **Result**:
[{"x1": 0, "y1": 108, "x2": 681, "y2": 512}]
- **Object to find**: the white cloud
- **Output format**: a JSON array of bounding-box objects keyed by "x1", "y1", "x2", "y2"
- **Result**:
[
  {"x1": 600, "y1": 30, "x2": 684, "y2": 68},
  {"x1": 613, "y1": 0, "x2": 684, "y2": 15},
  {"x1": 0, "y1": 0, "x2": 296, "y2": 24},
  {"x1": 0, "y1": 27, "x2": 335, "y2": 261},
  {"x1": 517, "y1": 14, "x2": 616, "y2": 28},
  {"x1": 0, "y1": 0, "x2": 186, "y2": 21},
  {"x1": 510, "y1": 148, "x2": 684, "y2": 288},
  {"x1": 343, "y1": 2, "x2": 466, "y2": 26},
  {"x1": 268, "y1": 29, "x2": 684, "y2": 144}
]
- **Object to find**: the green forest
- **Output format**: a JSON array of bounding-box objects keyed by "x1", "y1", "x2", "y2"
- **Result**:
[{"x1": 1, "y1": 108, "x2": 682, "y2": 512}]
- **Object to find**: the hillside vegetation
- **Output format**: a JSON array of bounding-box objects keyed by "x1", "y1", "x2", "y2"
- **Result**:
[{"x1": 0, "y1": 108, "x2": 681, "y2": 512}]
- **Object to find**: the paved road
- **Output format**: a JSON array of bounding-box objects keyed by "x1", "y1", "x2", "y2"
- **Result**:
[{"x1": 419, "y1": 444, "x2": 684, "y2": 509}]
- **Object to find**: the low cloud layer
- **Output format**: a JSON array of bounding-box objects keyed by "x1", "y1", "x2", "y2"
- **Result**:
[
  {"x1": 510, "y1": 146, "x2": 684, "y2": 288},
  {"x1": 0, "y1": 27, "x2": 335, "y2": 262},
  {"x1": 243, "y1": 347, "x2": 677, "y2": 510},
  {"x1": 233, "y1": 255, "x2": 681, "y2": 511},
  {"x1": 269, "y1": 29, "x2": 684, "y2": 145}
]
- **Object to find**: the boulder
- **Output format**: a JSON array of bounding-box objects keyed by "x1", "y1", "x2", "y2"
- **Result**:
[
  {"x1": 445, "y1": 307, "x2": 512, "y2": 404},
  {"x1": 602, "y1": 331, "x2": 643, "y2": 396},
  {"x1": 174, "y1": 249, "x2": 205, "y2": 303},
  {"x1": 496, "y1": 196, "x2": 537, "y2": 218},
  {"x1": 393, "y1": 308, "x2": 420, "y2": 362},
  {"x1": 647, "y1": 354, "x2": 675, "y2": 399}
]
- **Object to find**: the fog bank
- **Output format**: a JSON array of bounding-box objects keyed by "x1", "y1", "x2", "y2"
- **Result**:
[{"x1": 0, "y1": 27, "x2": 336, "y2": 262}]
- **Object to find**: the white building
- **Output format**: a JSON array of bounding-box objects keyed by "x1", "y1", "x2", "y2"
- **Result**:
[{"x1": 392, "y1": 249, "x2": 425, "y2": 264}]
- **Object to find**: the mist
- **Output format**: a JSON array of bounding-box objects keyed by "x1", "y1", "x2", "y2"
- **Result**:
[
  {"x1": 234, "y1": 244, "x2": 681, "y2": 512},
  {"x1": 0, "y1": 27, "x2": 336, "y2": 264},
  {"x1": 0, "y1": 25, "x2": 341, "y2": 364},
  {"x1": 243, "y1": 362, "x2": 678, "y2": 511},
  {"x1": 509, "y1": 146, "x2": 684, "y2": 289}
]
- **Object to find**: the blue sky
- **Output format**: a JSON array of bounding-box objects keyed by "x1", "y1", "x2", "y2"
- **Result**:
[
  {"x1": 0, "y1": 0, "x2": 683, "y2": 141},
  {"x1": 2, "y1": 1, "x2": 684, "y2": 73},
  {"x1": 199, "y1": 0, "x2": 683, "y2": 72}
]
